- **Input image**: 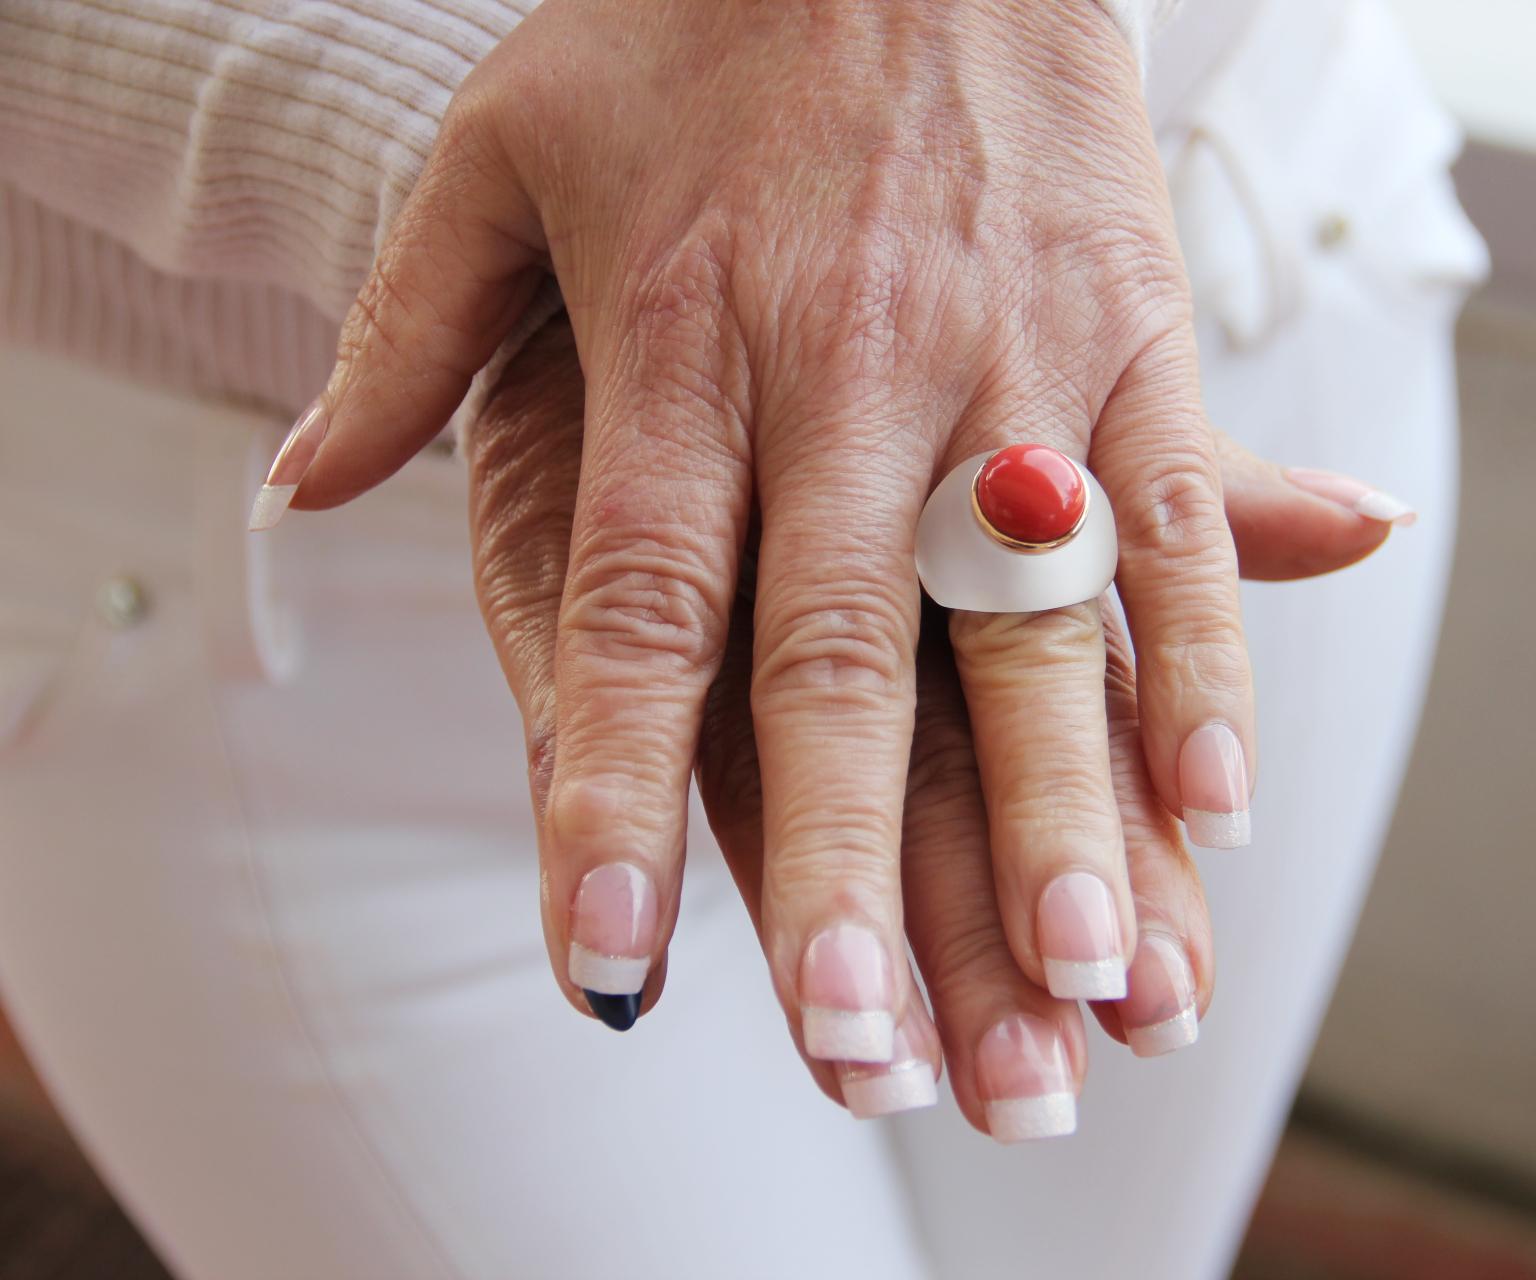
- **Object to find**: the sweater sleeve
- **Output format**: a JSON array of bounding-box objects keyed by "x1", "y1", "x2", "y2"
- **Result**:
[
  {"x1": 0, "y1": 0, "x2": 539, "y2": 319},
  {"x1": 0, "y1": 0, "x2": 539, "y2": 414}
]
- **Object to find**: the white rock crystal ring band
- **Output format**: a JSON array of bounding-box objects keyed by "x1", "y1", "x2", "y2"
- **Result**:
[{"x1": 915, "y1": 444, "x2": 1118, "y2": 614}]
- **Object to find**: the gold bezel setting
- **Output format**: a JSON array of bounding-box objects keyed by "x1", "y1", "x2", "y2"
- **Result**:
[{"x1": 970, "y1": 458, "x2": 1091, "y2": 553}]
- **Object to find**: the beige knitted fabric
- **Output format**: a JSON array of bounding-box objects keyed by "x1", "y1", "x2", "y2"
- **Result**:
[{"x1": 0, "y1": 0, "x2": 536, "y2": 416}]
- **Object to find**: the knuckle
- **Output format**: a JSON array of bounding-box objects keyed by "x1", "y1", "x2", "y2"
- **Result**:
[
  {"x1": 1141, "y1": 631, "x2": 1250, "y2": 700},
  {"x1": 753, "y1": 591, "x2": 914, "y2": 704},
  {"x1": 563, "y1": 530, "x2": 730, "y2": 675},
  {"x1": 631, "y1": 229, "x2": 730, "y2": 343},
  {"x1": 763, "y1": 750, "x2": 906, "y2": 894},
  {"x1": 545, "y1": 771, "x2": 665, "y2": 851},
  {"x1": 1119, "y1": 456, "x2": 1229, "y2": 561},
  {"x1": 770, "y1": 835, "x2": 896, "y2": 911},
  {"x1": 952, "y1": 604, "x2": 1104, "y2": 686},
  {"x1": 628, "y1": 228, "x2": 733, "y2": 378},
  {"x1": 994, "y1": 783, "x2": 1120, "y2": 851}
]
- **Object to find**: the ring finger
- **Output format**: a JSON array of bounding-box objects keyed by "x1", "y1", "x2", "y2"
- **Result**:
[
  {"x1": 904, "y1": 608, "x2": 1089, "y2": 1140},
  {"x1": 950, "y1": 592, "x2": 1135, "y2": 1003}
]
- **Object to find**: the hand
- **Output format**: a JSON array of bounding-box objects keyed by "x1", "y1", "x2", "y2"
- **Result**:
[
  {"x1": 467, "y1": 313, "x2": 1396, "y2": 1132},
  {"x1": 278, "y1": 0, "x2": 1388, "y2": 1063}
]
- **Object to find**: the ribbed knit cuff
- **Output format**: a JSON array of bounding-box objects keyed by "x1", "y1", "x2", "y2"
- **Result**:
[
  {"x1": 0, "y1": 1, "x2": 537, "y2": 324},
  {"x1": 0, "y1": 0, "x2": 543, "y2": 415}
]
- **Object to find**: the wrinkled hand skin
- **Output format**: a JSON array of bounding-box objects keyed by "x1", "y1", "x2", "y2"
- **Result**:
[
  {"x1": 464, "y1": 315, "x2": 1388, "y2": 1127},
  {"x1": 309, "y1": 0, "x2": 1256, "y2": 1094},
  {"x1": 468, "y1": 0, "x2": 1174, "y2": 471}
]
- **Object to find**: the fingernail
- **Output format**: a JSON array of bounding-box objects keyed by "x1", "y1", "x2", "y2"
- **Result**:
[
  {"x1": 582, "y1": 991, "x2": 642, "y2": 1032},
  {"x1": 568, "y1": 863, "x2": 658, "y2": 1031},
  {"x1": 1284, "y1": 467, "x2": 1417, "y2": 527},
  {"x1": 249, "y1": 398, "x2": 328, "y2": 532},
  {"x1": 1037, "y1": 871, "x2": 1127, "y2": 1000},
  {"x1": 838, "y1": 1017, "x2": 938, "y2": 1119},
  {"x1": 978, "y1": 1014, "x2": 1076, "y2": 1142},
  {"x1": 1179, "y1": 722, "x2": 1251, "y2": 849},
  {"x1": 1122, "y1": 934, "x2": 1199, "y2": 1057},
  {"x1": 800, "y1": 924, "x2": 895, "y2": 1063}
]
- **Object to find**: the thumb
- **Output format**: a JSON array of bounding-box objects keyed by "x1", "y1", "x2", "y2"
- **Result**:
[
  {"x1": 249, "y1": 103, "x2": 546, "y2": 530},
  {"x1": 1217, "y1": 431, "x2": 1415, "y2": 582}
]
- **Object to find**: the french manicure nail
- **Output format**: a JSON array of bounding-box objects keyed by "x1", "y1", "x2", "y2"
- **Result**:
[
  {"x1": 1285, "y1": 467, "x2": 1417, "y2": 527},
  {"x1": 568, "y1": 863, "x2": 658, "y2": 1031},
  {"x1": 978, "y1": 1014, "x2": 1076, "y2": 1142},
  {"x1": 1037, "y1": 871, "x2": 1127, "y2": 1000},
  {"x1": 249, "y1": 398, "x2": 328, "y2": 532},
  {"x1": 1179, "y1": 722, "x2": 1251, "y2": 849},
  {"x1": 838, "y1": 1018, "x2": 938, "y2": 1119},
  {"x1": 1122, "y1": 934, "x2": 1199, "y2": 1057},
  {"x1": 800, "y1": 924, "x2": 895, "y2": 1063}
]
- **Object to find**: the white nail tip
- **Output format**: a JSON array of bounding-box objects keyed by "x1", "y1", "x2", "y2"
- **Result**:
[
  {"x1": 567, "y1": 943, "x2": 649, "y2": 996},
  {"x1": 841, "y1": 1062, "x2": 938, "y2": 1119},
  {"x1": 986, "y1": 1093, "x2": 1078, "y2": 1142},
  {"x1": 802, "y1": 1008, "x2": 895, "y2": 1063},
  {"x1": 1354, "y1": 491, "x2": 1417, "y2": 525},
  {"x1": 1183, "y1": 807, "x2": 1252, "y2": 849},
  {"x1": 1042, "y1": 957, "x2": 1127, "y2": 1001},
  {"x1": 248, "y1": 483, "x2": 298, "y2": 532},
  {"x1": 1126, "y1": 1005, "x2": 1200, "y2": 1058}
]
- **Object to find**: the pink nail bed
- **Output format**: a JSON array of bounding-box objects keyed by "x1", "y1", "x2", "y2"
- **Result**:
[
  {"x1": 978, "y1": 1015, "x2": 1076, "y2": 1142},
  {"x1": 567, "y1": 862, "x2": 658, "y2": 996},
  {"x1": 1179, "y1": 722, "x2": 1251, "y2": 849},
  {"x1": 800, "y1": 924, "x2": 895, "y2": 1064},
  {"x1": 1284, "y1": 467, "x2": 1417, "y2": 526},
  {"x1": 1037, "y1": 871, "x2": 1127, "y2": 1000},
  {"x1": 1122, "y1": 934, "x2": 1199, "y2": 1057}
]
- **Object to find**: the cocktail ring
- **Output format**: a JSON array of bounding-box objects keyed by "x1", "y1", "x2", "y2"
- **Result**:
[{"x1": 914, "y1": 444, "x2": 1118, "y2": 613}]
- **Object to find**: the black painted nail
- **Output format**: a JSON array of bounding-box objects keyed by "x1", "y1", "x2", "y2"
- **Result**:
[{"x1": 584, "y1": 990, "x2": 641, "y2": 1032}]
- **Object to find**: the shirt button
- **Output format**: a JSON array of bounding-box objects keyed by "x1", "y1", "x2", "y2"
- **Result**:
[
  {"x1": 96, "y1": 576, "x2": 151, "y2": 629},
  {"x1": 1316, "y1": 211, "x2": 1352, "y2": 250}
]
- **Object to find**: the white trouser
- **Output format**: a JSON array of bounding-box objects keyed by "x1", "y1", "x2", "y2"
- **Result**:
[{"x1": 0, "y1": 2, "x2": 1484, "y2": 1277}]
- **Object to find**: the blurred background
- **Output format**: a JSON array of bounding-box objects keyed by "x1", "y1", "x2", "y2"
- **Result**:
[
  {"x1": 0, "y1": 1, "x2": 1531, "y2": 1276},
  {"x1": 1238, "y1": 1, "x2": 1536, "y2": 1273}
]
